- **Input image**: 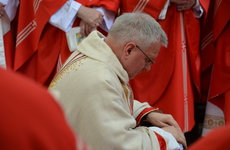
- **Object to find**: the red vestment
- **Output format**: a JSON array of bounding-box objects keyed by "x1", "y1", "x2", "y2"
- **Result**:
[
  {"x1": 200, "y1": 0, "x2": 230, "y2": 131},
  {"x1": 121, "y1": 0, "x2": 201, "y2": 132},
  {"x1": 14, "y1": 0, "x2": 120, "y2": 87},
  {"x1": 4, "y1": 25, "x2": 15, "y2": 70},
  {"x1": 13, "y1": 0, "x2": 67, "y2": 86},
  {"x1": 187, "y1": 124, "x2": 230, "y2": 150},
  {"x1": 0, "y1": 67, "x2": 77, "y2": 150}
]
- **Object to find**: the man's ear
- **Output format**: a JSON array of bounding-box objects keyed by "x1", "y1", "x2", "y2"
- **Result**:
[{"x1": 123, "y1": 42, "x2": 136, "y2": 57}]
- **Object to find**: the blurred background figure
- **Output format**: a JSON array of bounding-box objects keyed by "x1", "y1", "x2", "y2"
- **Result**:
[
  {"x1": 0, "y1": 66, "x2": 92, "y2": 150},
  {"x1": 199, "y1": 0, "x2": 230, "y2": 136},
  {"x1": 187, "y1": 123, "x2": 230, "y2": 150}
]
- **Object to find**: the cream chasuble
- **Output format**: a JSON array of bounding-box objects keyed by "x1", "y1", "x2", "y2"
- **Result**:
[{"x1": 49, "y1": 31, "x2": 166, "y2": 150}]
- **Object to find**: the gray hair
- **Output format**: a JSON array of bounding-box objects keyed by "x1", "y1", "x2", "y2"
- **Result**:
[{"x1": 108, "y1": 12, "x2": 168, "y2": 49}]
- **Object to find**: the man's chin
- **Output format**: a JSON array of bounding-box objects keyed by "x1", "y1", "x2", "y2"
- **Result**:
[
  {"x1": 129, "y1": 72, "x2": 142, "y2": 79},
  {"x1": 129, "y1": 74, "x2": 137, "y2": 79}
]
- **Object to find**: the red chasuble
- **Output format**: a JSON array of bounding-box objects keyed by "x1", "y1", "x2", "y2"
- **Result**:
[
  {"x1": 14, "y1": 0, "x2": 120, "y2": 87},
  {"x1": 121, "y1": 0, "x2": 201, "y2": 132},
  {"x1": 200, "y1": 0, "x2": 230, "y2": 129},
  {"x1": 13, "y1": 0, "x2": 67, "y2": 86},
  {"x1": 209, "y1": 0, "x2": 230, "y2": 123}
]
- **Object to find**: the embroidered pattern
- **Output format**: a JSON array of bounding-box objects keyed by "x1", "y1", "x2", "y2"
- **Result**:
[
  {"x1": 203, "y1": 114, "x2": 225, "y2": 129},
  {"x1": 16, "y1": 19, "x2": 37, "y2": 47},
  {"x1": 201, "y1": 31, "x2": 213, "y2": 51},
  {"x1": 16, "y1": 0, "x2": 43, "y2": 47},
  {"x1": 180, "y1": 12, "x2": 189, "y2": 132},
  {"x1": 133, "y1": 0, "x2": 150, "y2": 12},
  {"x1": 121, "y1": 82, "x2": 134, "y2": 115},
  {"x1": 49, "y1": 53, "x2": 86, "y2": 89},
  {"x1": 34, "y1": 0, "x2": 42, "y2": 14}
]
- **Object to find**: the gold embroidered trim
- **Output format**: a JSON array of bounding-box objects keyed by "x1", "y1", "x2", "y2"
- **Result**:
[
  {"x1": 203, "y1": 114, "x2": 225, "y2": 129},
  {"x1": 120, "y1": 80, "x2": 133, "y2": 115},
  {"x1": 49, "y1": 53, "x2": 86, "y2": 89}
]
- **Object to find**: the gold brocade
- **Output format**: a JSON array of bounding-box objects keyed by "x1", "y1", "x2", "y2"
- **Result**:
[
  {"x1": 49, "y1": 53, "x2": 86, "y2": 89},
  {"x1": 121, "y1": 82, "x2": 134, "y2": 115}
]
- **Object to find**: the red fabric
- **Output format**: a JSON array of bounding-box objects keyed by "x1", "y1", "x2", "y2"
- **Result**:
[
  {"x1": 154, "y1": 132, "x2": 167, "y2": 150},
  {"x1": 59, "y1": 0, "x2": 120, "y2": 67},
  {"x1": 212, "y1": 0, "x2": 230, "y2": 41},
  {"x1": 209, "y1": 25, "x2": 230, "y2": 100},
  {"x1": 225, "y1": 91, "x2": 230, "y2": 123},
  {"x1": 208, "y1": 21, "x2": 230, "y2": 124},
  {"x1": 13, "y1": 0, "x2": 66, "y2": 87},
  {"x1": 208, "y1": 0, "x2": 230, "y2": 100},
  {"x1": 86, "y1": 0, "x2": 120, "y2": 12},
  {"x1": 120, "y1": 0, "x2": 166, "y2": 18},
  {"x1": 2, "y1": 15, "x2": 17, "y2": 70},
  {"x1": 14, "y1": 0, "x2": 66, "y2": 70},
  {"x1": 200, "y1": 0, "x2": 215, "y2": 73},
  {"x1": 199, "y1": 0, "x2": 215, "y2": 103},
  {"x1": 13, "y1": 0, "x2": 120, "y2": 87},
  {"x1": 135, "y1": 107, "x2": 159, "y2": 126},
  {"x1": 4, "y1": 29, "x2": 15, "y2": 70},
  {"x1": 200, "y1": 0, "x2": 230, "y2": 123},
  {"x1": 122, "y1": 0, "x2": 200, "y2": 132},
  {"x1": 188, "y1": 124, "x2": 230, "y2": 150},
  {"x1": 0, "y1": 67, "x2": 77, "y2": 150}
]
